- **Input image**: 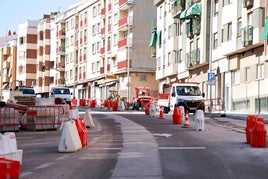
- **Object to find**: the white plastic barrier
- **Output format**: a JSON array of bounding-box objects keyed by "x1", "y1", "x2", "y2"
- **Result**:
[
  {"x1": 58, "y1": 120, "x2": 82, "y2": 153},
  {"x1": 85, "y1": 109, "x2": 95, "y2": 128},
  {"x1": 69, "y1": 108, "x2": 79, "y2": 119},
  {"x1": 179, "y1": 106, "x2": 185, "y2": 123},
  {"x1": 117, "y1": 101, "x2": 125, "y2": 111},
  {"x1": 0, "y1": 132, "x2": 23, "y2": 164},
  {"x1": 149, "y1": 103, "x2": 156, "y2": 117},
  {"x1": 195, "y1": 110, "x2": 205, "y2": 131}
]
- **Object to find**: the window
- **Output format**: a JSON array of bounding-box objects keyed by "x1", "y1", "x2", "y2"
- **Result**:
[
  {"x1": 237, "y1": 18, "x2": 242, "y2": 35},
  {"x1": 232, "y1": 69, "x2": 240, "y2": 85},
  {"x1": 168, "y1": 52, "x2": 171, "y2": 66},
  {"x1": 140, "y1": 74, "x2": 147, "y2": 81},
  {"x1": 214, "y1": 0, "x2": 219, "y2": 15},
  {"x1": 213, "y1": 32, "x2": 218, "y2": 49},
  {"x1": 19, "y1": 37, "x2": 24, "y2": 45},
  {"x1": 93, "y1": 6, "x2": 97, "y2": 17},
  {"x1": 256, "y1": 63, "x2": 264, "y2": 80},
  {"x1": 245, "y1": 67, "x2": 250, "y2": 82},
  {"x1": 227, "y1": 22, "x2": 232, "y2": 40}
]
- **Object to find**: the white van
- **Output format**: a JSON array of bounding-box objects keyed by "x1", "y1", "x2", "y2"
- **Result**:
[{"x1": 51, "y1": 87, "x2": 72, "y2": 105}]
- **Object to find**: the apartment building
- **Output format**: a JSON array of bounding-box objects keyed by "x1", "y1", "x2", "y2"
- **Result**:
[
  {"x1": 54, "y1": 0, "x2": 158, "y2": 103},
  {"x1": 37, "y1": 13, "x2": 59, "y2": 97},
  {"x1": 153, "y1": 0, "x2": 209, "y2": 100},
  {"x1": 0, "y1": 31, "x2": 17, "y2": 100},
  {"x1": 16, "y1": 20, "x2": 39, "y2": 90},
  {"x1": 154, "y1": 0, "x2": 267, "y2": 113}
]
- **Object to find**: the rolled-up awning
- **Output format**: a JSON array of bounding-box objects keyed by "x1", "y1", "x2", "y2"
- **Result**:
[
  {"x1": 180, "y1": 3, "x2": 201, "y2": 19},
  {"x1": 156, "y1": 31, "x2": 162, "y2": 46},
  {"x1": 149, "y1": 30, "x2": 157, "y2": 47},
  {"x1": 262, "y1": 17, "x2": 268, "y2": 41}
]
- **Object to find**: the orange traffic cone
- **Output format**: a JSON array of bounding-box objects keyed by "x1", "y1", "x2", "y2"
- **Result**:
[
  {"x1": 183, "y1": 110, "x2": 190, "y2": 128},
  {"x1": 159, "y1": 106, "x2": 164, "y2": 119}
]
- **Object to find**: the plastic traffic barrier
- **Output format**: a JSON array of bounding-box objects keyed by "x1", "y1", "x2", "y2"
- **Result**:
[
  {"x1": 245, "y1": 115, "x2": 257, "y2": 144},
  {"x1": 75, "y1": 118, "x2": 88, "y2": 147},
  {"x1": 58, "y1": 120, "x2": 82, "y2": 152},
  {"x1": 0, "y1": 157, "x2": 20, "y2": 179},
  {"x1": 250, "y1": 117, "x2": 266, "y2": 148}
]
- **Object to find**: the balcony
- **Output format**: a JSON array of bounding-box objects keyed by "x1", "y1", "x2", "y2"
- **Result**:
[
  {"x1": 56, "y1": 46, "x2": 65, "y2": 55},
  {"x1": 171, "y1": 0, "x2": 186, "y2": 18},
  {"x1": 186, "y1": 48, "x2": 200, "y2": 68},
  {"x1": 100, "y1": 67, "x2": 104, "y2": 74},
  {"x1": 2, "y1": 61, "x2": 10, "y2": 69},
  {"x1": 57, "y1": 29, "x2": 66, "y2": 38},
  {"x1": 108, "y1": 3, "x2": 112, "y2": 12},
  {"x1": 3, "y1": 46, "x2": 10, "y2": 55},
  {"x1": 100, "y1": 47, "x2": 105, "y2": 55},
  {"x1": 119, "y1": 0, "x2": 134, "y2": 10},
  {"x1": 108, "y1": 24, "x2": 111, "y2": 33},
  {"x1": 118, "y1": 16, "x2": 133, "y2": 31},
  {"x1": 56, "y1": 62, "x2": 65, "y2": 71},
  {"x1": 57, "y1": 78, "x2": 65, "y2": 85},
  {"x1": 101, "y1": 8, "x2": 106, "y2": 17},
  {"x1": 118, "y1": 38, "x2": 127, "y2": 48},
  {"x1": 75, "y1": 23, "x2": 79, "y2": 30},
  {"x1": 118, "y1": 60, "x2": 127, "y2": 69},
  {"x1": 241, "y1": 25, "x2": 253, "y2": 47},
  {"x1": 100, "y1": 27, "x2": 105, "y2": 38}
]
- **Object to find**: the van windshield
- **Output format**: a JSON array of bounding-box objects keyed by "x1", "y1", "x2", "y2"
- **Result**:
[
  {"x1": 176, "y1": 86, "x2": 201, "y2": 96},
  {"x1": 54, "y1": 89, "x2": 70, "y2": 94}
]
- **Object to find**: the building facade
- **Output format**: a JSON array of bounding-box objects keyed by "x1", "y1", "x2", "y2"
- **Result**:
[
  {"x1": 54, "y1": 0, "x2": 158, "y2": 103},
  {"x1": 0, "y1": 31, "x2": 17, "y2": 100},
  {"x1": 154, "y1": 0, "x2": 267, "y2": 114}
]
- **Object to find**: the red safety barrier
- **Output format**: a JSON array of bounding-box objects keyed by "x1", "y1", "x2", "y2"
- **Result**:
[
  {"x1": 71, "y1": 99, "x2": 78, "y2": 106},
  {"x1": 91, "y1": 100, "x2": 97, "y2": 108},
  {"x1": 0, "y1": 158, "x2": 20, "y2": 179},
  {"x1": 75, "y1": 118, "x2": 88, "y2": 147},
  {"x1": 145, "y1": 102, "x2": 150, "y2": 115},
  {"x1": 250, "y1": 117, "x2": 267, "y2": 148},
  {"x1": 245, "y1": 115, "x2": 257, "y2": 144},
  {"x1": 113, "y1": 101, "x2": 118, "y2": 111},
  {"x1": 79, "y1": 99, "x2": 87, "y2": 106}
]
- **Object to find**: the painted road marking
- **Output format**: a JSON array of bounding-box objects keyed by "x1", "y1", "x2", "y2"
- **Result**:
[{"x1": 158, "y1": 147, "x2": 206, "y2": 150}]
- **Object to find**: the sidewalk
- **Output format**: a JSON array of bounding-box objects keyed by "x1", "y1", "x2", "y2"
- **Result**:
[{"x1": 208, "y1": 111, "x2": 268, "y2": 124}]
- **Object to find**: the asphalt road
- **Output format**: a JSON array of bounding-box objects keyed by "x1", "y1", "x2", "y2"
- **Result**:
[{"x1": 16, "y1": 108, "x2": 268, "y2": 179}]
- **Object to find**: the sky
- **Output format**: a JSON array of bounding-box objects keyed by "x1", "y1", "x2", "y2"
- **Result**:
[{"x1": 0, "y1": 0, "x2": 81, "y2": 36}]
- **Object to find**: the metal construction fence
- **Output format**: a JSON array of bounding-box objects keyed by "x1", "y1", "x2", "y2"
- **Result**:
[{"x1": 0, "y1": 105, "x2": 68, "y2": 132}]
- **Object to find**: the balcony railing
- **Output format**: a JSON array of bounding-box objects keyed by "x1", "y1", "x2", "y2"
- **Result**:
[
  {"x1": 241, "y1": 25, "x2": 253, "y2": 47},
  {"x1": 118, "y1": 38, "x2": 127, "y2": 48},
  {"x1": 119, "y1": 0, "x2": 134, "y2": 10},
  {"x1": 100, "y1": 67, "x2": 104, "y2": 74}
]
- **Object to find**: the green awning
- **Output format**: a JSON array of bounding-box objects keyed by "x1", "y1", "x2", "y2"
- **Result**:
[
  {"x1": 156, "y1": 31, "x2": 162, "y2": 46},
  {"x1": 179, "y1": 8, "x2": 188, "y2": 19},
  {"x1": 180, "y1": 2, "x2": 201, "y2": 19},
  {"x1": 262, "y1": 17, "x2": 268, "y2": 41},
  {"x1": 149, "y1": 31, "x2": 157, "y2": 47}
]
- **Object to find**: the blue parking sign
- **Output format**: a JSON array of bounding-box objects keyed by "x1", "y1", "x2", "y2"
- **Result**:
[{"x1": 208, "y1": 72, "x2": 215, "y2": 81}]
